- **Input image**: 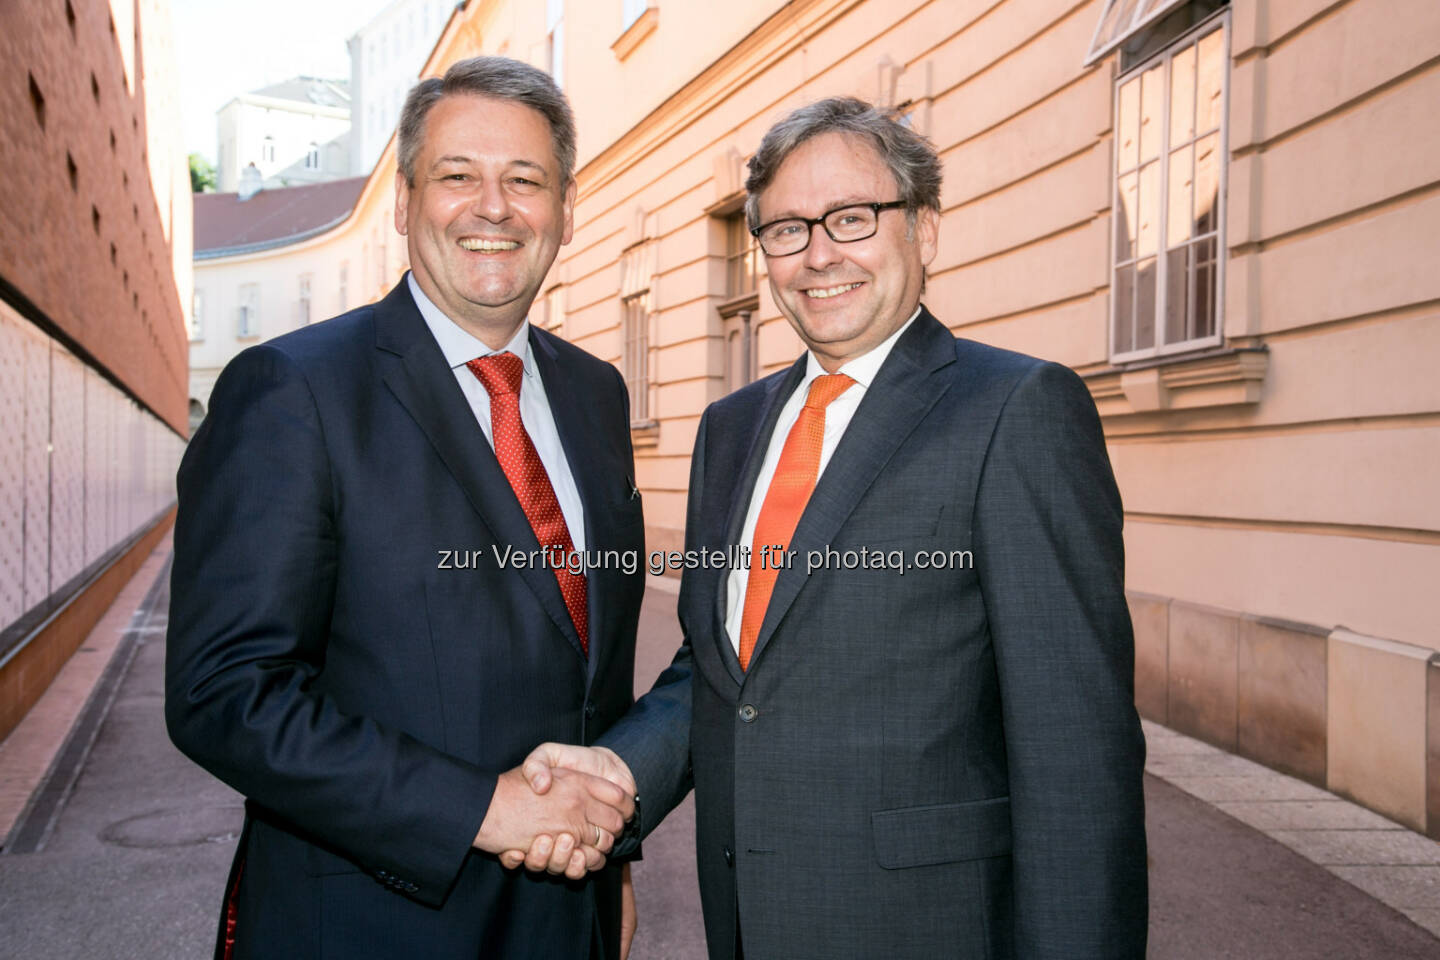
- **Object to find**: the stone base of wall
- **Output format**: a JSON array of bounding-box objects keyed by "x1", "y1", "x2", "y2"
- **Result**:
[
  {"x1": 0, "y1": 509, "x2": 175, "y2": 743},
  {"x1": 1129, "y1": 592, "x2": 1440, "y2": 838},
  {"x1": 645, "y1": 525, "x2": 685, "y2": 572}
]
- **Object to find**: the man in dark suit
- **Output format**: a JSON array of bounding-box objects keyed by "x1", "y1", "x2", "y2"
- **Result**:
[
  {"x1": 518, "y1": 97, "x2": 1148, "y2": 959},
  {"x1": 166, "y1": 57, "x2": 644, "y2": 960}
]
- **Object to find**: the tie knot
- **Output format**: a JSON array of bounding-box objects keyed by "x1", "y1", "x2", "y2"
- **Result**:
[
  {"x1": 803, "y1": 373, "x2": 855, "y2": 411},
  {"x1": 466, "y1": 352, "x2": 524, "y2": 397}
]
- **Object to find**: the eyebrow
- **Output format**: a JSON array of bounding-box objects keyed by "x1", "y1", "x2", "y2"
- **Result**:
[
  {"x1": 763, "y1": 194, "x2": 879, "y2": 222},
  {"x1": 430, "y1": 155, "x2": 550, "y2": 179}
]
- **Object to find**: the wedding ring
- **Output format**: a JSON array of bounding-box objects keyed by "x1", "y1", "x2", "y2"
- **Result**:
[{"x1": 593, "y1": 824, "x2": 602, "y2": 847}]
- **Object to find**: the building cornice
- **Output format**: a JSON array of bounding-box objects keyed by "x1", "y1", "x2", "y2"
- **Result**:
[
  {"x1": 228, "y1": 93, "x2": 351, "y2": 119},
  {"x1": 574, "y1": 0, "x2": 865, "y2": 202}
]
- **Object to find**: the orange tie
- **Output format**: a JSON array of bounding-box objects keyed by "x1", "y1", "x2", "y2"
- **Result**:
[{"x1": 738, "y1": 373, "x2": 855, "y2": 670}]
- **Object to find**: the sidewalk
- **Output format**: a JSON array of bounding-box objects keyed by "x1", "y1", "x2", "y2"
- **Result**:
[{"x1": 1, "y1": 551, "x2": 1436, "y2": 958}]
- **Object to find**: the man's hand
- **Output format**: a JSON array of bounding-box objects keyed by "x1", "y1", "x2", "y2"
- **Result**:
[
  {"x1": 523, "y1": 743, "x2": 636, "y2": 796},
  {"x1": 474, "y1": 767, "x2": 632, "y2": 880},
  {"x1": 496, "y1": 744, "x2": 638, "y2": 876}
]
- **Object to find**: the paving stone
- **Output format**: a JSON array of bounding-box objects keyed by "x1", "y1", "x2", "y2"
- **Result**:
[
  {"x1": 1270, "y1": 830, "x2": 1440, "y2": 866},
  {"x1": 1400, "y1": 908, "x2": 1440, "y2": 939},
  {"x1": 1328, "y1": 866, "x2": 1440, "y2": 909},
  {"x1": 1217, "y1": 800, "x2": 1409, "y2": 832},
  {"x1": 1167, "y1": 774, "x2": 1337, "y2": 804},
  {"x1": 1147, "y1": 752, "x2": 1272, "y2": 778}
]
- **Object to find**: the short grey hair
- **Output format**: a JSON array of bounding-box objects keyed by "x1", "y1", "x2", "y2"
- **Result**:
[
  {"x1": 744, "y1": 97, "x2": 942, "y2": 232},
  {"x1": 397, "y1": 56, "x2": 576, "y2": 187}
]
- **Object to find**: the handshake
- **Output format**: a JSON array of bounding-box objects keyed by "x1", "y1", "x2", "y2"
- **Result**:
[{"x1": 471, "y1": 743, "x2": 636, "y2": 880}]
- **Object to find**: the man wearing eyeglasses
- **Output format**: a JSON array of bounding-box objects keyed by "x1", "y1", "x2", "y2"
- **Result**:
[{"x1": 515, "y1": 96, "x2": 1148, "y2": 960}]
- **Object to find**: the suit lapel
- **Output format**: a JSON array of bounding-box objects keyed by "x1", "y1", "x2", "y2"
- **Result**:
[
  {"x1": 745, "y1": 308, "x2": 958, "y2": 673},
  {"x1": 709, "y1": 359, "x2": 806, "y2": 687},
  {"x1": 373, "y1": 281, "x2": 586, "y2": 662}
]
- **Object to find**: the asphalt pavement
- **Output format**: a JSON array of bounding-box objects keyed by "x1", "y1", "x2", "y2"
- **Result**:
[{"x1": 0, "y1": 558, "x2": 1436, "y2": 958}]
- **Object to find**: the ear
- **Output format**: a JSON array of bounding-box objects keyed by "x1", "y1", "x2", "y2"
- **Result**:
[
  {"x1": 560, "y1": 178, "x2": 576, "y2": 246},
  {"x1": 915, "y1": 206, "x2": 939, "y2": 267},
  {"x1": 394, "y1": 170, "x2": 410, "y2": 236}
]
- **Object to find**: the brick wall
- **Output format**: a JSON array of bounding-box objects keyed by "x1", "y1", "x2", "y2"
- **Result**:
[{"x1": 0, "y1": 0, "x2": 187, "y2": 434}]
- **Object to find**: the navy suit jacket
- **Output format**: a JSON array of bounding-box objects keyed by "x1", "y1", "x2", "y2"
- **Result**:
[
  {"x1": 605, "y1": 308, "x2": 1148, "y2": 960},
  {"x1": 166, "y1": 279, "x2": 645, "y2": 959}
]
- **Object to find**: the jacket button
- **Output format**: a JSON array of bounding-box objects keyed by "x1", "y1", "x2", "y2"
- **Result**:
[
  {"x1": 738, "y1": 704, "x2": 757, "y2": 722},
  {"x1": 723, "y1": 845, "x2": 734, "y2": 867},
  {"x1": 584, "y1": 702, "x2": 597, "y2": 718}
]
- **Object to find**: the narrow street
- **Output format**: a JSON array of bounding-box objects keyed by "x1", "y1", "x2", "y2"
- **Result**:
[{"x1": 1, "y1": 548, "x2": 1436, "y2": 958}]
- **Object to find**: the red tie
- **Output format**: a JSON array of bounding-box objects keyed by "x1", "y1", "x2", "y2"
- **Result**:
[
  {"x1": 467, "y1": 352, "x2": 588, "y2": 656},
  {"x1": 738, "y1": 373, "x2": 855, "y2": 670}
]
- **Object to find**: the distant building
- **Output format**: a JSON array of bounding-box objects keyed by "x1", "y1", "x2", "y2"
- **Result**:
[
  {"x1": 190, "y1": 176, "x2": 391, "y2": 412},
  {"x1": 215, "y1": 76, "x2": 351, "y2": 192},
  {"x1": 0, "y1": 0, "x2": 190, "y2": 743},
  {"x1": 347, "y1": 0, "x2": 454, "y2": 176}
]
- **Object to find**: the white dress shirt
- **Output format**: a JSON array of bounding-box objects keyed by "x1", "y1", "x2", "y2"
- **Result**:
[
  {"x1": 723, "y1": 306, "x2": 921, "y2": 651},
  {"x1": 408, "y1": 273, "x2": 586, "y2": 553}
]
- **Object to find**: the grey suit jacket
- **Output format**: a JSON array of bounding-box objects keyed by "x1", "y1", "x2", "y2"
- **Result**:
[{"x1": 605, "y1": 308, "x2": 1147, "y2": 960}]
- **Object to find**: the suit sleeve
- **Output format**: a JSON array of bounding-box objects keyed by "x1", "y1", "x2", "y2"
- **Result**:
[
  {"x1": 165, "y1": 344, "x2": 493, "y2": 907},
  {"x1": 599, "y1": 413, "x2": 706, "y2": 850},
  {"x1": 972, "y1": 361, "x2": 1148, "y2": 958}
]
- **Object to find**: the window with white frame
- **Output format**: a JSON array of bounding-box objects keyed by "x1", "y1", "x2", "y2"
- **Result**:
[
  {"x1": 299, "y1": 273, "x2": 313, "y2": 325},
  {"x1": 1110, "y1": 17, "x2": 1226, "y2": 361},
  {"x1": 189, "y1": 290, "x2": 204, "y2": 340},
  {"x1": 305, "y1": 142, "x2": 319, "y2": 169},
  {"x1": 262, "y1": 136, "x2": 275, "y2": 164},
  {"x1": 547, "y1": 0, "x2": 565, "y2": 89},
  {"x1": 237, "y1": 283, "x2": 259, "y2": 338}
]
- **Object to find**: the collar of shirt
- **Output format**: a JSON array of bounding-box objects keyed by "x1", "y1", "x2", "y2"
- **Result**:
[
  {"x1": 798, "y1": 304, "x2": 922, "y2": 394},
  {"x1": 407, "y1": 271, "x2": 537, "y2": 382}
]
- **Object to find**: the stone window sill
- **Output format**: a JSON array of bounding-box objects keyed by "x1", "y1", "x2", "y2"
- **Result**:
[
  {"x1": 630, "y1": 419, "x2": 660, "y2": 447},
  {"x1": 1083, "y1": 346, "x2": 1268, "y2": 416}
]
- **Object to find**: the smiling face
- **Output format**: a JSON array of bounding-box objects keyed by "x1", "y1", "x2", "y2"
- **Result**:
[
  {"x1": 395, "y1": 94, "x2": 574, "y2": 347},
  {"x1": 755, "y1": 131, "x2": 938, "y2": 371}
]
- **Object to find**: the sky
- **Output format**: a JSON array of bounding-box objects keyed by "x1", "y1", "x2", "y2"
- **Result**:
[{"x1": 171, "y1": 0, "x2": 398, "y2": 162}]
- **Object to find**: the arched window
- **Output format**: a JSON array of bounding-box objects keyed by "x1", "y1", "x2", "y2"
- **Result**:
[{"x1": 305, "y1": 142, "x2": 319, "y2": 169}]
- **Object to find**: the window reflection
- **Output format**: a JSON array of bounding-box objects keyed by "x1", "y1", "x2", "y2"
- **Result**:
[{"x1": 1111, "y1": 22, "x2": 1225, "y2": 358}]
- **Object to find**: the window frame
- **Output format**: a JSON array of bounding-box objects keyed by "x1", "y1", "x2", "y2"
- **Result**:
[
  {"x1": 622, "y1": 290, "x2": 652, "y2": 425},
  {"x1": 547, "y1": 0, "x2": 565, "y2": 89},
  {"x1": 723, "y1": 210, "x2": 760, "y2": 303},
  {"x1": 1107, "y1": 8, "x2": 1229, "y2": 365},
  {"x1": 1085, "y1": 0, "x2": 1193, "y2": 67},
  {"x1": 237, "y1": 283, "x2": 260, "y2": 339},
  {"x1": 189, "y1": 290, "x2": 204, "y2": 341},
  {"x1": 298, "y1": 273, "x2": 313, "y2": 325}
]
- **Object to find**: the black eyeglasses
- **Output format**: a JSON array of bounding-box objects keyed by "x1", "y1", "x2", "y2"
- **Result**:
[{"x1": 750, "y1": 200, "x2": 908, "y2": 257}]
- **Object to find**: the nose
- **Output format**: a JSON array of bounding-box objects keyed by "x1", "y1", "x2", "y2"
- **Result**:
[
  {"x1": 469, "y1": 176, "x2": 511, "y2": 222},
  {"x1": 802, "y1": 221, "x2": 843, "y2": 272}
]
